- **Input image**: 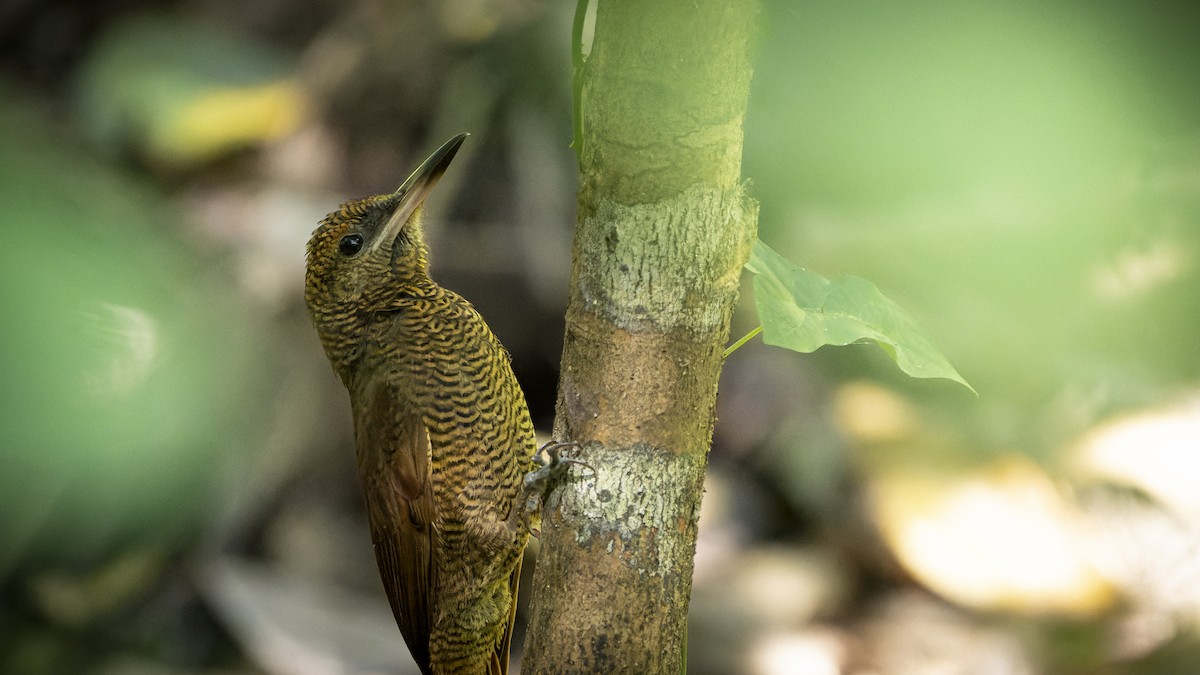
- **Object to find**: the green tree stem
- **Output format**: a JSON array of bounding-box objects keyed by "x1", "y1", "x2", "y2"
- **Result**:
[
  {"x1": 521, "y1": 0, "x2": 760, "y2": 671},
  {"x1": 723, "y1": 324, "x2": 763, "y2": 359}
]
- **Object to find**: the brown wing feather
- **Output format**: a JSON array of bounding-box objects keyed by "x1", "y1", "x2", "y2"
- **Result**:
[
  {"x1": 489, "y1": 555, "x2": 522, "y2": 675},
  {"x1": 354, "y1": 379, "x2": 436, "y2": 674}
]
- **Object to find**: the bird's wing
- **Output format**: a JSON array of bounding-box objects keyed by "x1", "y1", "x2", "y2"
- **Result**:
[
  {"x1": 355, "y1": 378, "x2": 436, "y2": 674},
  {"x1": 490, "y1": 555, "x2": 523, "y2": 675}
]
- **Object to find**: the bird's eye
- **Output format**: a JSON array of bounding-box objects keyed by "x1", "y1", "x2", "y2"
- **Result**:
[{"x1": 338, "y1": 233, "x2": 364, "y2": 256}]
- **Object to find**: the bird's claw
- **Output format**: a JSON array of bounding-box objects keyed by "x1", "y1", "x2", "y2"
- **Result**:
[
  {"x1": 525, "y1": 441, "x2": 593, "y2": 486},
  {"x1": 521, "y1": 441, "x2": 593, "y2": 536}
]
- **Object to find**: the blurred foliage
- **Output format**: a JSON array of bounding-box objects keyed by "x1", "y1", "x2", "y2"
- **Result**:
[
  {"x1": 0, "y1": 83, "x2": 269, "y2": 573},
  {"x1": 732, "y1": 3, "x2": 1200, "y2": 671},
  {"x1": 75, "y1": 13, "x2": 308, "y2": 165},
  {"x1": 745, "y1": 0, "x2": 1200, "y2": 411}
]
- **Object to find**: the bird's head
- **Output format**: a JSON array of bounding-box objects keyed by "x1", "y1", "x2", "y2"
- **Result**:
[{"x1": 304, "y1": 133, "x2": 466, "y2": 370}]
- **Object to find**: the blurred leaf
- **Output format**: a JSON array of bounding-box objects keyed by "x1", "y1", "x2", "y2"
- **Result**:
[
  {"x1": 0, "y1": 82, "x2": 270, "y2": 574},
  {"x1": 29, "y1": 551, "x2": 167, "y2": 628},
  {"x1": 748, "y1": 239, "x2": 974, "y2": 393},
  {"x1": 1072, "y1": 397, "x2": 1200, "y2": 516},
  {"x1": 868, "y1": 456, "x2": 1114, "y2": 617},
  {"x1": 75, "y1": 13, "x2": 308, "y2": 164},
  {"x1": 201, "y1": 557, "x2": 417, "y2": 675}
]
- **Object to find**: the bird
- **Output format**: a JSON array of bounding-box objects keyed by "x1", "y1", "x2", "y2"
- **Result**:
[{"x1": 304, "y1": 133, "x2": 540, "y2": 675}]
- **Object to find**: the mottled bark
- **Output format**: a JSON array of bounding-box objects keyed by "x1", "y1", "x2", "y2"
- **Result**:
[{"x1": 522, "y1": 1, "x2": 759, "y2": 672}]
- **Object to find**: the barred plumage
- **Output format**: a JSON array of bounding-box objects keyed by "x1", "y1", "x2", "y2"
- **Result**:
[{"x1": 304, "y1": 134, "x2": 536, "y2": 675}]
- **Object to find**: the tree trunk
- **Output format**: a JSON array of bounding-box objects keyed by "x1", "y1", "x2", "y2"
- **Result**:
[{"x1": 522, "y1": 1, "x2": 759, "y2": 672}]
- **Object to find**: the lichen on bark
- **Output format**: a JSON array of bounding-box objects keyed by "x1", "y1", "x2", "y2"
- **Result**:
[{"x1": 574, "y1": 186, "x2": 757, "y2": 335}]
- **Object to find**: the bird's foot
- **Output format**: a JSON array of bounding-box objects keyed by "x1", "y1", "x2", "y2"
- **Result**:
[{"x1": 521, "y1": 441, "x2": 593, "y2": 536}]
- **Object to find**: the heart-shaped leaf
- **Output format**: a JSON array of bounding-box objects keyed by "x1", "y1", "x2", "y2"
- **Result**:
[{"x1": 747, "y1": 239, "x2": 974, "y2": 393}]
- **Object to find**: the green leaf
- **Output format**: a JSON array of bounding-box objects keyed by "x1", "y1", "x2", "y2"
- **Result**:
[{"x1": 748, "y1": 239, "x2": 975, "y2": 393}]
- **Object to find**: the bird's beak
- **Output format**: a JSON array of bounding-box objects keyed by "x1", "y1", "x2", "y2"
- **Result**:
[{"x1": 376, "y1": 132, "x2": 468, "y2": 252}]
